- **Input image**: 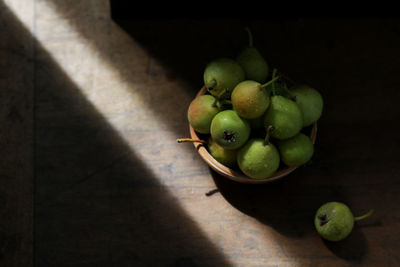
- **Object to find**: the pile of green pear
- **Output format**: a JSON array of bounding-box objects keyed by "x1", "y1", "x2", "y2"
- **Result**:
[{"x1": 183, "y1": 28, "x2": 324, "y2": 180}]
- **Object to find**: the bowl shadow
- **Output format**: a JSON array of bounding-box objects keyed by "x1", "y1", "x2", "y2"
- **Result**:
[
  {"x1": 210, "y1": 168, "x2": 326, "y2": 238},
  {"x1": 210, "y1": 165, "x2": 368, "y2": 262}
]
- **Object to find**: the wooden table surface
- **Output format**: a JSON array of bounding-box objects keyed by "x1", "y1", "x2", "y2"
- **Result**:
[{"x1": 1, "y1": 1, "x2": 400, "y2": 266}]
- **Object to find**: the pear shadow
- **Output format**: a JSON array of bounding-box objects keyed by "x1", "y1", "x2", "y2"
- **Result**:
[
  {"x1": 210, "y1": 168, "x2": 368, "y2": 263},
  {"x1": 26, "y1": 3, "x2": 400, "y2": 264},
  {"x1": 207, "y1": 134, "x2": 353, "y2": 238},
  {"x1": 323, "y1": 226, "x2": 367, "y2": 262},
  {"x1": 209, "y1": 168, "x2": 322, "y2": 238}
]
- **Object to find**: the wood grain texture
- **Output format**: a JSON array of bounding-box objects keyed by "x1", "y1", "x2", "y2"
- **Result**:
[
  {"x1": 0, "y1": 1, "x2": 34, "y2": 266},
  {"x1": 111, "y1": 18, "x2": 400, "y2": 266},
  {"x1": 33, "y1": 1, "x2": 228, "y2": 266},
  {"x1": 2, "y1": 0, "x2": 400, "y2": 266}
]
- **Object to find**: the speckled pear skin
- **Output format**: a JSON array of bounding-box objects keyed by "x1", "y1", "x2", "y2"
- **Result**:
[
  {"x1": 207, "y1": 137, "x2": 238, "y2": 168},
  {"x1": 231, "y1": 80, "x2": 270, "y2": 119},
  {"x1": 277, "y1": 133, "x2": 314, "y2": 167},
  {"x1": 237, "y1": 138, "x2": 280, "y2": 179},
  {"x1": 264, "y1": 96, "x2": 303, "y2": 140},
  {"x1": 236, "y1": 47, "x2": 269, "y2": 83},
  {"x1": 203, "y1": 58, "x2": 245, "y2": 99},
  {"x1": 291, "y1": 85, "x2": 324, "y2": 127},
  {"x1": 187, "y1": 95, "x2": 219, "y2": 134},
  {"x1": 314, "y1": 202, "x2": 355, "y2": 242},
  {"x1": 210, "y1": 110, "x2": 251, "y2": 150}
]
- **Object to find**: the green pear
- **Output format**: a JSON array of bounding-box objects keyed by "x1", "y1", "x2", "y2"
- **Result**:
[
  {"x1": 231, "y1": 76, "x2": 279, "y2": 119},
  {"x1": 264, "y1": 95, "x2": 303, "y2": 140},
  {"x1": 208, "y1": 137, "x2": 238, "y2": 168},
  {"x1": 237, "y1": 126, "x2": 280, "y2": 179},
  {"x1": 187, "y1": 94, "x2": 221, "y2": 134},
  {"x1": 315, "y1": 202, "x2": 374, "y2": 242},
  {"x1": 210, "y1": 110, "x2": 250, "y2": 150},
  {"x1": 277, "y1": 133, "x2": 314, "y2": 167},
  {"x1": 291, "y1": 85, "x2": 323, "y2": 127},
  {"x1": 203, "y1": 57, "x2": 245, "y2": 99},
  {"x1": 236, "y1": 28, "x2": 269, "y2": 83}
]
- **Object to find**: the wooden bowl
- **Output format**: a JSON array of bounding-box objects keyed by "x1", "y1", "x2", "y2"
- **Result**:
[{"x1": 189, "y1": 86, "x2": 318, "y2": 184}]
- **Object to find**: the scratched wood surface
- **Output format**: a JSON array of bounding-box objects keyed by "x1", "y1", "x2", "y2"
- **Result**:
[{"x1": 1, "y1": 0, "x2": 400, "y2": 266}]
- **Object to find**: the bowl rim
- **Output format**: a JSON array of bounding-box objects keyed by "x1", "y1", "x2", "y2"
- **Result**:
[{"x1": 189, "y1": 86, "x2": 318, "y2": 184}]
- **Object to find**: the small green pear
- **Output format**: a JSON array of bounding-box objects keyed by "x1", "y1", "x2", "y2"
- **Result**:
[
  {"x1": 210, "y1": 110, "x2": 251, "y2": 150},
  {"x1": 277, "y1": 133, "x2": 314, "y2": 167},
  {"x1": 208, "y1": 137, "x2": 238, "y2": 168},
  {"x1": 291, "y1": 85, "x2": 324, "y2": 127},
  {"x1": 264, "y1": 95, "x2": 303, "y2": 140},
  {"x1": 187, "y1": 94, "x2": 221, "y2": 134},
  {"x1": 236, "y1": 28, "x2": 269, "y2": 83},
  {"x1": 203, "y1": 57, "x2": 245, "y2": 99},
  {"x1": 315, "y1": 202, "x2": 374, "y2": 242},
  {"x1": 237, "y1": 126, "x2": 280, "y2": 179},
  {"x1": 231, "y1": 76, "x2": 279, "y2": 119}
]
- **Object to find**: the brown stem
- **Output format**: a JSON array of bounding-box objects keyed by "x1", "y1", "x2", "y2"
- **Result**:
[
  {"x1": 205, "y1": 188, "x2": 220, "y2": 197},
  {"x1": 218, "y1": 88, "x2": 229, "y2": 99},
  {"x1": 176, "y1": 138, "x2": 207, "y2": 144}
]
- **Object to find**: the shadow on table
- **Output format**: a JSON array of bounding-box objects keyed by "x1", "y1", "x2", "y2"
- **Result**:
[
  {"x1": 0, "y1": 2, "x2": 231, "y2": 266},
  {"x1": 28, "y1": 2, "x2": 400, "y2": 265},
  {"x1": 209, "y1": 155, "x2": 368, "y2": 263},
  {"x1": 323, "y1": 227, "x2": 366, "y2": 261}
]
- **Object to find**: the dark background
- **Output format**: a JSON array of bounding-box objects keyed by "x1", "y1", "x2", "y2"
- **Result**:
[{"x1": 1, "y1": 0, "x2": 400, "y2": 266}]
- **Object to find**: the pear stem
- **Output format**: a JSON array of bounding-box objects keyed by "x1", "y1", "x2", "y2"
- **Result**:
[
  {"x1": 271, "y1": 68, "x2": 278, "y2": 95},
  {"x1": 207, "y1": 79, "x2": 217, "y2": 90},
  {"x1": 212, "y1": 99, "x2": 218, "y2": 108},
  {"x1": 260, "y1": 75, "x2": 281, "y2": 90},
  {"x1": 177, "y1": 138, "x2": 207, "y2": 144},
  {"x1": 220, "y1": 99, "x2": 232, "y2": 106},
  {"x1": 245, "y1": 27, "x2": 253, "y2": 47},
  {"x1": 217, "y1": 88, "x2": 229, "y2": 100},
  {"x1": 212, "y1": 88, "x2": 228, "y2": 107},
  {"x1": 354, "y1": 209, "x2": 374, "y2": 221},
  {"x1": 264, "y1": 125, "x2": 275, "y2": 146},
  {"x1": 282, "y1": 85, "x2": 296, "y2": 101}
]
